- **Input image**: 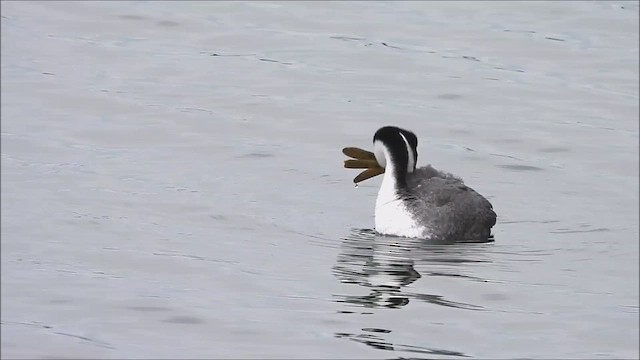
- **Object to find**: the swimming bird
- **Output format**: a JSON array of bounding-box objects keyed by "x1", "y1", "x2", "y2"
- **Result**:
[{"x1": 343, "y1": 126, "x2": 496, "y2": 242}]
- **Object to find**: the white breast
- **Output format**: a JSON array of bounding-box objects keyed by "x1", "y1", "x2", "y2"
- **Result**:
[
  {"x1": 374, "y1": 176, "x2": 427, "y2": 238},
  {"x1": 373, "y1": 140, "x2": 428, "y2": 238}
]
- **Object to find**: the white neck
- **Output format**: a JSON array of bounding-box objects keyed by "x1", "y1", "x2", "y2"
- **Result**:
[
  {"x1": 373, "y1": 141, "x2": 426, "y2": 238},
  {"x1": 373, "y1": 139, "x2": 400, "y2": 205}
]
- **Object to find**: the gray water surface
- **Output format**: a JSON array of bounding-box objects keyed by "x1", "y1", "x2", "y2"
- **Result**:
[{"x1": 2, "y1": 1, "x2": 638, "y2": 359}]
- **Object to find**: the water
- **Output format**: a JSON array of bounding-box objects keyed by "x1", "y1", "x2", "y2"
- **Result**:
[{"x1": 1, "y1": 1, "x2": 638, "y2": 358}]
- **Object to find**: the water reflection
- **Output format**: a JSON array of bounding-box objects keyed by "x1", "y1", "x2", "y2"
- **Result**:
[
  {"x1": 333, "y1": 228, "x2": 490, "y2": 310},
  {"x1": 332, "y1": 228, "x2": 493, "y2": 357},
  {"x1": 334, "y1": 329, "x2": 469, "y2": 357},
  {"x1": 333, "y1": 229, "x2": 421, "y2": 309}
]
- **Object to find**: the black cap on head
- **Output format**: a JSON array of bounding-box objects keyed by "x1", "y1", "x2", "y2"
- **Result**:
[{"x1": 373, "y1": 126, "x2": 419, "y2": 187}]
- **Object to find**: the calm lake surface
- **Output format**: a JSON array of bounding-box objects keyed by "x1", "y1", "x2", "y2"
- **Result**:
[{"x1": 2, "y1": 1, "x2": 638, "y2": 358}]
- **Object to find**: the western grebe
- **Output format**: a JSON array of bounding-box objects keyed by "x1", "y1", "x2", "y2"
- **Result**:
[{"x1": 343, "y1": 126, "x2": 496, "y2": 241}]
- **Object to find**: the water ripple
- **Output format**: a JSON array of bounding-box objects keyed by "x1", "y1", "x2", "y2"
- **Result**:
[
  {"x1": 335, "y1": 331, "x2": 469, "y2": 357},
  {"x1": 332, "y1": 229, "x2": 489, "y2": 311}
]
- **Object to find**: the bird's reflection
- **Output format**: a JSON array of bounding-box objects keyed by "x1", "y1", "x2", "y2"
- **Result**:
[
  {"x1": 332, "y1": 228, "x2": 493, "y2": 357},
  {"x1": 333, "y1": 228, "x2": 492, "y2": 310},
  {"x1": 333, "y1": 229, "x2": 422, "y2": 309}
]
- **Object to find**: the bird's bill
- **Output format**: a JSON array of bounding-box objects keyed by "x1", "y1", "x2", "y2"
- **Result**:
[
  {"x1": 342, "y1": 147, "x2": 376, "y2": 160},
  {"x1": 352, "y1": 167, "x2": 385, "y2": 183},
  {"x1": 343, "y1": 159, "x2": 378, "y2": 169},
  {"x1": 342, "y1": 147, "x2": 385, "y2": 183}
]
